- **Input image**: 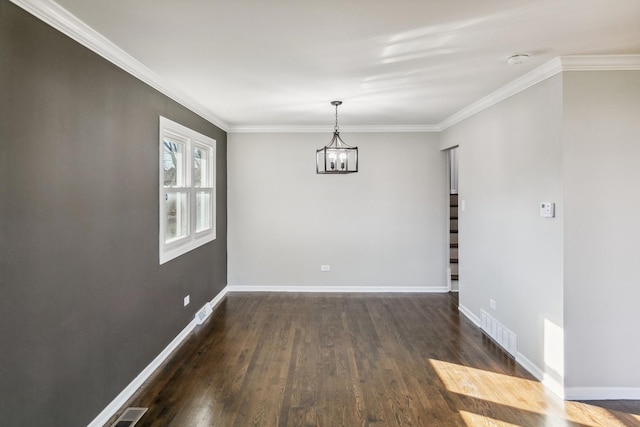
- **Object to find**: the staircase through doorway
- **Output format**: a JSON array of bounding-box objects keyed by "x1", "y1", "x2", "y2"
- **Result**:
[{"x1": 450, "y1": 194, "x2": 459, "y2": 288}]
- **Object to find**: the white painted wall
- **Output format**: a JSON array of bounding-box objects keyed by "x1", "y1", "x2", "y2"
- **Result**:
[
  {"x1": 562, "y1": 71, "x2": 640, "y2": 396},
  {"x1": 440, "y1": 75, "x2": 564, "y2": 388},
  {"x1": 226, "y1": 68, "x2": 640, "y2": 398},
  {"x1": 227, "y1": 132, "x2": 447, "y2": 290}
]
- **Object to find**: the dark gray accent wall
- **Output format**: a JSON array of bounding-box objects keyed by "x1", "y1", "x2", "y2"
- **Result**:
[{"x1": 0, "y1": 2, "x2": 227, "y2": 425}]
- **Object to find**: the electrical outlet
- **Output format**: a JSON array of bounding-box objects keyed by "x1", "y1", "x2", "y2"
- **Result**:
[
  {"x1": 184, "y1": 295, "x2": 190, "y2": 307},
  {"x1": 321, "y1": 265, "x2": 330, "y2": 272},
  {"x1": 489, "y1": 299, "x2": 496, "y2": 310}
]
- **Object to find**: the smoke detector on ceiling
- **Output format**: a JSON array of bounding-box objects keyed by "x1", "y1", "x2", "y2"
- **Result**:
[{"x1": 507, "y1": 54, "x2": 530, "y2": 65}]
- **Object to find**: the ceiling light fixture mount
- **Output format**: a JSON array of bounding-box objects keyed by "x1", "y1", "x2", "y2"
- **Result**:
[
  {"x1": 316, "y1": 101, "x2": 358, "y2": 174},
  {"x1": 507, "y1": 53, "x2": 530, "y2": 65}
]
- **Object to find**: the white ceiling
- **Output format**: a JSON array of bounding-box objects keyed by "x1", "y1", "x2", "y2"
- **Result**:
[{"x1": 49, "y1": 0, "x2": 640, "y2": 128}]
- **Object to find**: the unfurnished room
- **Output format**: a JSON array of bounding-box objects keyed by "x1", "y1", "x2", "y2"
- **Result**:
[{"x1": 2, "y1": 0, "x2": 640, "y2": 426}]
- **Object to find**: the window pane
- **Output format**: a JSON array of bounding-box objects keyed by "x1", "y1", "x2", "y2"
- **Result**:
[
  {"x1": 163, "y1": 138, "x2": 186, "y2": 187},
  {"x1": 196, "y1": 191, "x2": 212, "y2": 232},
  {"x1": 165, "y1": 192, "x2": 189, "y2": 243},
  {"x1": 193, "y1": 145, "x2": 210, "y2": 187}
]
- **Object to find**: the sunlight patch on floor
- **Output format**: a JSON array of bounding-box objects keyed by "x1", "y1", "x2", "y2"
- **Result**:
[
  {"x1": 459, "y1": 410, "x2": 521, "y2": 427},
  {"x1": 429, "y1": 359, "x2": 545, "y2": 413},
  {"x1": 564, "y1": 402, "x2": 637, "y2": 427},
  {"x1": 430, "y1": 359, "x2": 636, "y2": 427}
]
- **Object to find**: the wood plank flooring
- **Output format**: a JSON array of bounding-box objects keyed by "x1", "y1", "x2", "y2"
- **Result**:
[{"x1": 110, "y1": 293, "x2": 640, "y2": 426}]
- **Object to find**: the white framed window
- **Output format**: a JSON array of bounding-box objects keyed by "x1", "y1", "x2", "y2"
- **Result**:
[{"x1": 159, "y1": 116, "x2": 216, "y2": 264}]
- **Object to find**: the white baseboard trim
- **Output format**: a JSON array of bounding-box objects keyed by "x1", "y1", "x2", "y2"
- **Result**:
[
  {"x1": 458, "y1": 307, "x2": 567, "y2": 400},
  {"x1": 565, "y1": 387, "x2": 640, "y2": 401},
  {"x1": 87, "y1": 286, "x2": 229, "y2": 427},
  {"x1": 515, "y1": 352, "x2": 544, "y2": 381},
  {"x1": 515, "y1": 352, "x2": 565, "y2": 399},
  {"x1": 87, "y1": 320, "x2": 197, "y2": 427},
  {"x1": 226, "y1": 285, "x2": 450, "y2": 293},
  {"x1": 458, "y1": 304, "x2": 481, "y2": 327},
  {"x1": 543, "y1": 374, "x2": 566, "y2": 400},
  {"x1": 209, "y1": 285, "x2": 229, "y2": 308}
]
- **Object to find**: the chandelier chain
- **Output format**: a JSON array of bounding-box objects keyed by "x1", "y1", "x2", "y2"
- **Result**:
[{"x1": 334, "y1": 103, "x2": 339, "y2": 132}]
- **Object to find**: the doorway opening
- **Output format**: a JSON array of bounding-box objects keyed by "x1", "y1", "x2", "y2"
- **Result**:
[{"x1": 447, "y1": 147, "x2": 459, "y2": 292}]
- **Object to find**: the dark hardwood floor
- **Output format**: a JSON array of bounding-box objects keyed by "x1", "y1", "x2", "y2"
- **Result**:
[{"x1": 110, "y1": 293, "x2": 640, "y2": 426}]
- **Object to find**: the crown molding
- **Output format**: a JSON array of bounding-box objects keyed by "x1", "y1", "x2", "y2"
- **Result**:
[
  {"x1": 228, "y1": 124, "x2": 441, "y2": 133},
  {"x1": 560, "y1": 54, "x2": 640, "y2": 71},
  {"x1": 439, "y1": 58, "x2": 563, "y2": 130},
  {"x1": 10, "y1": 0, "x2": 230, "y2": 132},
  {"x1": 10, "y1": 1, "x2": 640, "y2": 135},
  {"x1": 439, "y1": 55, "x2": 640, "y2": 131}
]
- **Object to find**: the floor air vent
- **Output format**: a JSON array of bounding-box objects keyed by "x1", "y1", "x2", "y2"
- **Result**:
[
  {"x1": 480, "y1": 310, "x2": 517, "y2": 357},
  {"x1": 195, "y1": 302, "x2": 213, "y2": 325},
  {"x1": 110, "y1": 407, "x2": 148, "y2": 427}
]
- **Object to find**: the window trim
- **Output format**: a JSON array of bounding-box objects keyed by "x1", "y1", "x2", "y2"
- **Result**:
[{"x1": 159, "y1": 116, "x2": 216, "y2": 264}]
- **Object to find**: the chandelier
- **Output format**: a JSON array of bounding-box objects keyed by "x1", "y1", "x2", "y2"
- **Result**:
[{"x1": 316, "y1": 101, "x2": 358, "y2": 174}]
